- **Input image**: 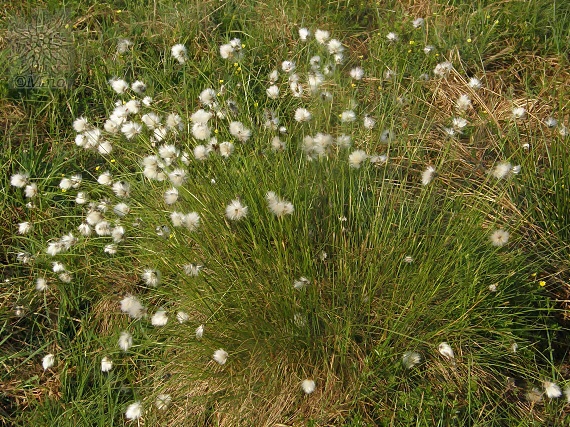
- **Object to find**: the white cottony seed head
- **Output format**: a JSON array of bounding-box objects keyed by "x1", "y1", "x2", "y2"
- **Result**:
[{"x1": 301, "y1": 379, "x2": 316, "y2": 394}]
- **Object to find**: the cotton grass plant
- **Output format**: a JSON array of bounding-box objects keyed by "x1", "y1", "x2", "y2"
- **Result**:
[{"x1": 2, "y1": 1, "x2": 570, "y2": 425}]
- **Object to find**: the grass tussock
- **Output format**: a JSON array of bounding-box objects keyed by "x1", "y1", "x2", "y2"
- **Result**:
[{"x1": 1, "y1": 0, "x2": 570, "y2": 426}]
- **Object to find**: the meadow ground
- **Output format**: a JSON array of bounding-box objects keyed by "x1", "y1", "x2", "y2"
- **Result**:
[{"x1": 1, "y1": 0, "x2": 570, "y2": 425}]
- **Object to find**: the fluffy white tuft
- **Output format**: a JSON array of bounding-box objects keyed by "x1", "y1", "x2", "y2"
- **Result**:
[
  {"x1": 315, "y1": 29, "x2": 330, "y2": 44},
  {"x1": 73, "y1": 117, "x2": 89, "y2": 132},
  {"x1": 294, "y1": 108, "x2": 312, "y2": 123},
  {"x1": 490, "y1": 229, "x2": 509, "y2": 247},
  {"x1": 195, "y1": 324, "x2": 204, "y2": 339},
  {"x1": 120, "y1": 294, "x2": 146, "y2": 319},
  {"x1": 438, "y1": 342, "x2": 455, "y2": 360},
  {"x1": 119, "y1": 331, "x2": 133, "y2": 351},
  {"x1": 544, "y1": 381, "x2": 562, "y2": 399},
  {"x1": 213, "y1": 348, "x2": 228, "y2": 365},
  {"x1": 142, "y1": 269, "x2": 161, "y2": 287},
  {"x1": 266, "y1": 85, "x2": 280, "y2": 99},
  {"x1": 109, "y1": 77, "x2": 129, "y2": 94},
  {"x1": 125, "y1": 401, "x2": 143, "y2": 420},
  {"x1": 18, "y1": 222, "x2": 32, "y2": 235},
  {"x1": 171, "y1": 44, "x2": 188, "y2": 63},
  {"x1": 36, "y1": 277, "x2": 48, "y2": 291},
  {"x1": 182, "y1": 212, "x2": 200, "y2": 231},
  {"x1": 412, "y1": 18, "x2": 425, "y2": 28},
  {"x1": 468, "y1": 77, "x2": 482, "y2": 90},
  {"x1": 25, "y1": 183, "x2": 38, "y2": 198},
  {"x1": 151, "y1": 309, "x2": 168, "y2": 326},
  {"x1": 456, "y1": 94, "x2": 472, "y2": 111},
  {"x1": 219, "y1": 141, "x2": 234, "y2": 158},
  {"x1": 350, "y1": 67, "x2": 364, "y2": 80},
  {"x1": 199, "y1": 88, "x2": 216, "y2": 106},
  {"x1": 113, "y1": 203, "x2": 130, "y2": 217},
  {"x1": 225, "y1": 199, "x2": 248, "y2": 221},
  {"x1": 281, "y1": 60, "x2": 296, "y2": 73},
  {"x1": 11, "y1": 173, "x2": 29, "y2": 188},
  {"x1": 266, "y1": 191, "x2": 294, "y2": 217},
  {"x1": 348, "y1": 150, "x2": 368, "y2": 168},
  {"x1": 101, "y1": 356, "x2": 113, "y2": 372},
  {"x1": 229, "y1": 121, "x2": 252, "y2": 142},
  {"x1": 402, "y1": 351, "x2": 421, "y2": 369},
  {"x1": 301, "y1": 379, "x2": 316, "y2": 394},
  {"x1": 176, "y1": 311, "x2": 190, "y2": 324},
  {"x1": 183, "y1": 264, "x2": 203, "y2": 276},
  {"x1": 340, "y1": 110, "x2": 356, "y2": 123},
  {"x1": 512, "y1": 107, "x2": 527, "y2": 119},
  {"x1": 433, "y1": 61, "x2": 453, "y2": 77},
  {"x1": 42, "y1": 353, "x2": 55, "y2": 370},
  {"x1": 164, "y1": 188, "x2": 179, "y2": 205},
  {"x1": 421, "y1": 166, "x2": 436, "y2": 185},
  {"x1": 104, "y1": 244, "x2": 117, "y2": 255},
  {"x1": 386, "y1": 32, "x2": 399, "y2": 42}
]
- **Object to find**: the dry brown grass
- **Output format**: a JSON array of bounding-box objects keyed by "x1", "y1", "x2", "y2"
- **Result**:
[
  {"x1": 399, "y1": 0, "x2": 440, "y2": 19},
  {"x1": 156, "y1": 345, "x2": 354, "y2": 426},
  {"x1": 1, "y1": 342, "x2": 64, "y2": 419},
  {"x1": 89, "y1": 268, "x2": 144, "y2": 335}
]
